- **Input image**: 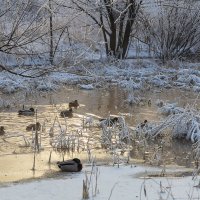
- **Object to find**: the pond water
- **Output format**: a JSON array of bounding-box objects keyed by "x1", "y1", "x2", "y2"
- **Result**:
[{"x1": 0, "y1": 86, "x2": 199, "y2": 183}]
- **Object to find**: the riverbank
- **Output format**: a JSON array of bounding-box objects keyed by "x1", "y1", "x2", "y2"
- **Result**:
[{"x1": 0, "y1": 164, "x2": 199, "y2": 200}]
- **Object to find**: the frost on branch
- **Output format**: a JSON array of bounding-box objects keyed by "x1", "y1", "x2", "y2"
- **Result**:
[{"x1": 137, "y1": 105, "x2": 200, "y2": 143}]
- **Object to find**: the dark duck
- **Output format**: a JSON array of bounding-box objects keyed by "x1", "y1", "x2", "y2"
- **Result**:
[
  {"x1": 60, "y1": 108, "x2": 73, "y2": 118},
  {"x1": 57, "y1": 158, "x2": 83, "y2": 172},
  {"x1": 18, "y1": 105, "x2": 35, "y2": 116},
  {"x1": 99, "y1": 117, "x2": 119, "y2": 126},
  {"x1": 137, "y1": 120, "x2": 148, "y2": 130},
  {"x1": 140, "y1": 120, "x2": 148, "y2": 129}
]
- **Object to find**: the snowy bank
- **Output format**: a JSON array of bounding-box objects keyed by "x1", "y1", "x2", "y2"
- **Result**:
[
  {"x1": 1, "y1": 59, "x2": 200, "y2": 95},
  {"x1": 0, "y1": 165, "x2": 199, "y2": 200}
]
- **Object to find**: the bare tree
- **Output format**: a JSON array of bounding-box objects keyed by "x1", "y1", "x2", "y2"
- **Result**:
[
  {"x1": 142, "y1": 1, "x2": 200, "y2": 62},
  {"x1": 68, "y1": 0, "x2": 142, "y2": 59},
  {"x1": 0, "y1": 0, "x2": 52, "y2": 77},
  {"x1": 0, "y1": 0, "x2": 73, "y2": 77}
]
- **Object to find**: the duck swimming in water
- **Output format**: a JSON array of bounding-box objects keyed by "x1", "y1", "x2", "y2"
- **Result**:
[
  {"x1": 0, "y1": 126, "x2": 5, "y2": 135},
  {"x1": 60, "y1": 108, "x2": 73, "y2": 118},
  {"x1": 69, "y1": 100, "x2": 79, "y2": 109},
  {"x1": 57, "y1": 158, "x2": 83, "y2": 172},
  {"x1": 26, "y1": 122, "x2": 41, "y2": 131},
  {"x1": 18, "y1": 107, "x2": 35, "y2": 116}
]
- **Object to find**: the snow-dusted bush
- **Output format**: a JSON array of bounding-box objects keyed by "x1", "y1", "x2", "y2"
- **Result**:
[
  {"x1": 101, "y1": 116, "x2": 132, "y2": 149},
  {"x1": 51, "y1": 129, "x2": 80, "y2": 160},
  {"x1": 0, "y1": 99, "x2": 12, "y2": 109},
  {"x1": 150, "y1": 75, "x2": 169, "y2": 87},
  {"x1": 139, "y1": 105, "x2": 200, "y2": 144},
  {"x1": 124, "y1": 93, "x2": 141, "y2": 105},
  {"x1": 120, "y1": 79, "x2": 143, "y2": 90},
  {"x1": 159, "y1": 103, "x2": 184, "y2": 116},
  {"x1": 79, "y1": 84, "x2": 94, "y2": 90},
  {"x1": 143, "y1": 1, "x2": 200, "y2": 61}
]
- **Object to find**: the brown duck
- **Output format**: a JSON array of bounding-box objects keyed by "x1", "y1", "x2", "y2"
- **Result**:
[
  {"x1": 0, "y1": 126, "x2": 5, "y2": 135},
  {"x1": 26, "y1": 122, "x2": 41, "y2": 131},
  {"x1": 69, "y1": 100, "x2": 79, "y2": 109}
]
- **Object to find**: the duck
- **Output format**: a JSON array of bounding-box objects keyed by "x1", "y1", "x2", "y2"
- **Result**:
[
  {"x1": 147, "y1": 99, "x2": 151, "y2": 106},
  {"x1": 26, "y1": 122, "x2": 41, "y2": 131},
  {"x1": 57, "y1": 158, "x2": 83, "y2": 172},
  {"x1": 60, "y1": 108, "x2": 73, "y2": 118},
  {"x1": 99, "y1": 117, "x2": 119, "y2": 126},
  {"x1": 69, "y1": 100, "x2": 79, "y2": 109},
  {"x1": 18, "y1": 107, "x2": 35, "y2": 116},
  {"x1": 0, "y1": 126, "x2": 5, "y2": 135},
  {"x1": 140, "y1": 119, "x2": 148, "y2": 129},
  {"x1": 136, "y1": 120, "x2": 148, "y2": 134}
]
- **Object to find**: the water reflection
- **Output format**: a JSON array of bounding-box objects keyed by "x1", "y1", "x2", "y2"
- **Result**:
[{"x1": 0, "y1": 86, "x2": 199, "y2": 182}]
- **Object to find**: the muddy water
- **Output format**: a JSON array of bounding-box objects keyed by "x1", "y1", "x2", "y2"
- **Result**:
[{"x1": 0, "y1": 86, "x2": 199, "y2": 183}]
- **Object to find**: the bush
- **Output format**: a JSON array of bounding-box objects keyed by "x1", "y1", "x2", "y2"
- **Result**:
[{"x1": 143, "y1": 1, "x2": 200, "y2": 62}]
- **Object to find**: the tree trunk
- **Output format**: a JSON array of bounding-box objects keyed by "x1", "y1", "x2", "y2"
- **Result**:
[
  {"x1": 121, "y1": 0, "x2": 141, "y2": 58},
  {"x1": 104, "y1": 0, "x2": 116, "y2": 55},
  {"x1": 121, "y1": 21, "x2": 133, "y2": 58},
  {"x1": 100, "y1": 9, "x2": 109, "y2": 55},
  {"x1": 109, "y1": 24, "x2": 116, "y2": 55}
]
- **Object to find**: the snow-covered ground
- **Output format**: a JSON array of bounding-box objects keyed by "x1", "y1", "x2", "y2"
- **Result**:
[
  {"x1": 1, "y1": 59, "x2": 200, "y2": 96},
  {"x1": 0, "y1": 165, "x2": 199, "y2": 200}
]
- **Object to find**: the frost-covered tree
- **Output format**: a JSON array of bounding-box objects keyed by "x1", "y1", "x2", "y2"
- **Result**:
[
  {"x1": 0, "y1": 0, "x2": 74, "y2": 77},
  {"x1": 69, "y1": 0, "x2": 142, "y2": 59},
  {"x1": 142, "y1": 1, "x2": 200, "y2": 62},
  {"x1": 0, "y1": 0, "x2": 51, "y2": 77}
]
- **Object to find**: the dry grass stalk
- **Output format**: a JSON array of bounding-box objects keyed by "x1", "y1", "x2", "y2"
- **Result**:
[
  {"x1": 35, "y1": 109, "x2": 39, "y2": 151},
  {"x1": 48, "y1": 150, "x2": 52, "y2": 164},
  {"x1": 32, "y1": 151, "x2": 36, "y2": 171},
  {"x1": 82, "y1": 161, "x2": 99, "y2": 199},
  {"x1": 100, "y1": 116, "x2": 133, "y2": 165},
  {"x1": 82, "y1": 173, "x2": 89, "y2": 199}
]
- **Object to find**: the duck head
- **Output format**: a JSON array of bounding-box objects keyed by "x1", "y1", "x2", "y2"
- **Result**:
[
  {"x1": 36, "y1": 122, "x2": 41, "y2": 126},
  {"x1": 113, "y1": 117, "x2": 119, "y2": 122},
  {"x1": 73, "y1": 158, "x2": 82, "y2": 171},
  {"x1": 30, "y1": 108, "x2": 35, "y2": 112},
  {"x1": 73, "y1": 158, "x2": 81, "y2": 164}
]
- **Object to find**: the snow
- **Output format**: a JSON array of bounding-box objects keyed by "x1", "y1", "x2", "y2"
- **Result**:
[
  {"x1": 0, "y1": 165, "x2": 200, "y2": 200},
  {"x1": 158, "y1": 102, "x2": 184, "y2": 116},
  {"x1": 79, "y1": 84, "x2": 94, "y2": 90},
  {"x1": 1, "y1": 58, "x2": 200, "y2": 96}
]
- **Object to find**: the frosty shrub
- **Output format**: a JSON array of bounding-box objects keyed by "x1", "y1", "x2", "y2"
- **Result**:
[
  {"x1": 51, "y1": 130, "x2": 80, "y2": 161},
  {"x1": 138, "y1": 105, "x2": 200, "y2": 142},
  {"x1": 142, "y1": 1, "x2": 200, "y2": 62},
  {"x1": 100, "y1": 116, "x2": 132, "y2": 164}
]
